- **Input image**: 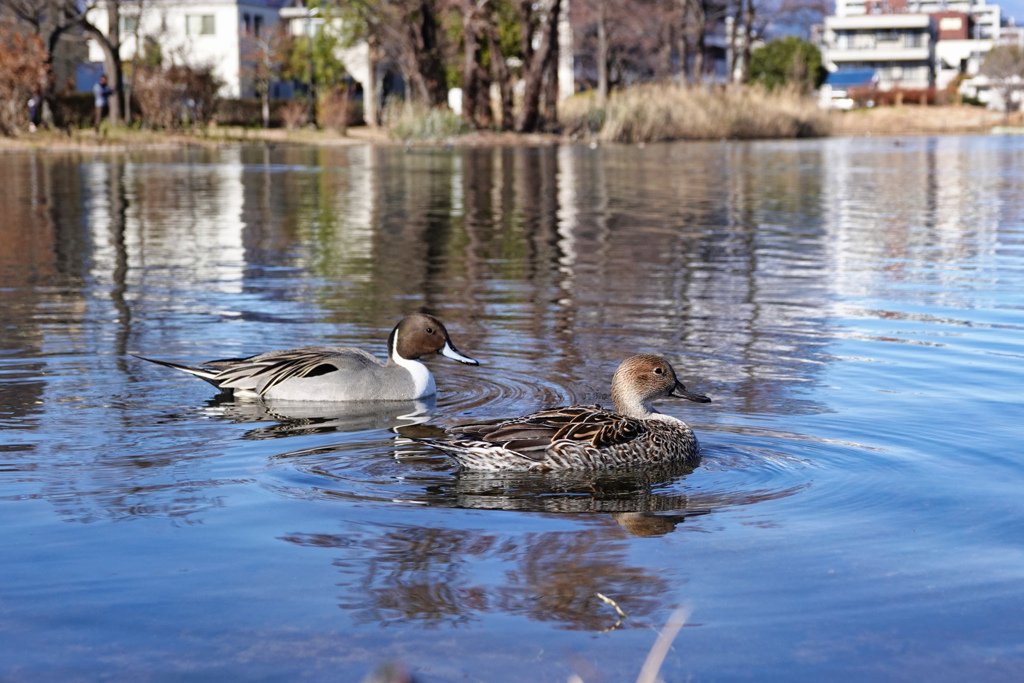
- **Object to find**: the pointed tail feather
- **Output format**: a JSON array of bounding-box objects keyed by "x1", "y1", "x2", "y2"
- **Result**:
[{"x1": 132, "y1": 354, "x2": 224, "y2": 388}]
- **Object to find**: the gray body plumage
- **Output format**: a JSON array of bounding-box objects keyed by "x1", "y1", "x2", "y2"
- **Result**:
[
  {"x1": 135, "y1": 314, "x2": 478, "y2": 402},
  {"x1": 198, "y1": 346, "x2": 423, "y2": 401}
]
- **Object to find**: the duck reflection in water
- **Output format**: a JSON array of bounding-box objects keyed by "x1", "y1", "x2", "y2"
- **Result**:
[
  {"x1": 206, "y1": 394, "x2": 435, "y2": 438},
  {"x1": 395, "y1": 436, "x2": 805, "y2": 538},
  {"x1": 281, "y1": 477, "x2": 800, "y2": 630}
]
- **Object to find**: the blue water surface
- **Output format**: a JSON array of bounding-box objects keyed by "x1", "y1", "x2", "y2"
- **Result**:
[{"x1": 1, "y1": 136, "x2": 1023, "y2": 681}]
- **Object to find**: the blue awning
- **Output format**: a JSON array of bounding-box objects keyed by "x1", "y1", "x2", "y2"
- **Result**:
[{"x1": 825, "y1": 69, "x2": 877, "y2": 87}]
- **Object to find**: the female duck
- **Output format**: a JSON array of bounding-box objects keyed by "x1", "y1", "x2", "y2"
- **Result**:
[
  {"x1": 421, "y1": 354, "x2": 710, "y2": 471},
  {"x1": 135, "y1": 314, "x2": 478, "y2": 402}
]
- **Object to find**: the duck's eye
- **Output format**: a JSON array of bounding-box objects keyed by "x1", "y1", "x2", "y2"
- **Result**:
[
  {"x1": 653, "y1": 367, "x2": 664, "y2": 375},
  {"x1": 425, "y1": 327, "x2": 434, "y2": 334}
]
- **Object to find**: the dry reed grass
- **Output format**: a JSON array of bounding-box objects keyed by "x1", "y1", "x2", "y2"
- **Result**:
[
  {"x1": 383, "y1": 99, "x2": 468, "y2": 142},
  {"x1": 561, "y1": 83, "x2": 831, "y2": 143}
]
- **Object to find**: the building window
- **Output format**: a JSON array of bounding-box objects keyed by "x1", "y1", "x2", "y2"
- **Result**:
[
  {"x1": 254, "y1": 15, "x2": 263, "y2": 37},
  {"x1": 905, "y1": 32, "x2": 922, "y2": 48},
  {"x1": 119, "y1": 15, "x2": 139, "y2": 35},
  {"x1": 187, "y1": 14, "x2": 216, "y2": 36},
  {"x1": 853, "y1": 32, "x2": 875, "y2": 49},
  {"x1": 242, "y1": 13, "x2": 252, "y2": 35}
]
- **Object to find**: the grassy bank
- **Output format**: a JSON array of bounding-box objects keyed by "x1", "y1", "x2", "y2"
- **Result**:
[
  {"x1": 0, "y1": 124, "x2": 389, "y2": 154},
  {"x1": 1, "y1": 94, "x2": 1015, "y2": 154},
  {"x1": 829, "y1": 104, "x2": 1011, "y2": 137},
  {"x1": 560, "y1": 84, "x2": 831, "y2": 143}
]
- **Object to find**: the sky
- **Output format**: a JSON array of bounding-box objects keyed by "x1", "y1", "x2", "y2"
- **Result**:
[{"x1": 996, "y1": 0, "x2": 1024, "y2": 24}]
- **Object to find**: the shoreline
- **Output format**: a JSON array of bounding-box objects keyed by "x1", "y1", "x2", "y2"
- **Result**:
[{"x1": 1, "y1": 105, "x2": 1018, "y2": 153}]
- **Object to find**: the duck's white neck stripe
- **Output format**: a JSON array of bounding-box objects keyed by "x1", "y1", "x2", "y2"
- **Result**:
[{"x1": 392, "y1": 330, "x2": 436, "y2": 398}]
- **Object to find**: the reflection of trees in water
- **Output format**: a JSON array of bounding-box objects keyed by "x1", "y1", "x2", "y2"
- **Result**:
[
  {"x1": 284, "y1": 524, "x2": 669, "y2": 631},
  {"x1": 326, "y1": 144, "x2": 839, "y2": 415},
  {"x1": 279, "y1": 467, "x2": 801, "y2": 630},
  {"x1": 495, "y1": 529, "x2": 668, "y2": 630},
  {"x1": 226, "y1": 144, "x2": 856, "y2": 418},
  {"x1": 0, "y1": 155, "x2": 88, "y2": 428}
]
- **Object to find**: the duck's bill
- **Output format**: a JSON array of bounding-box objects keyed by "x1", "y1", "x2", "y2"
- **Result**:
[
  {"x1": 672, "y1": 382, "x2": 711, "y2": 403},
  {"x1": 441, "y1": 341, "x2": 479, "y2": 365}
]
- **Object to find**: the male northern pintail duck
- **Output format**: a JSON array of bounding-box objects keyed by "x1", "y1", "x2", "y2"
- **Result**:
[
  {"x1": 420, "y1": 354, "x2": 710, "y2": 471},
  {"x1": 135, "y1": 314, "x2": 478, "y2": 402}
]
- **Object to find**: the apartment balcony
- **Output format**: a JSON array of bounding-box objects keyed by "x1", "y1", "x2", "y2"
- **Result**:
[
  {"x1": 829, "y1": 47, "x2": 932, "y2": 62},
  {"x1": 826, "y1": 14, "x2": 933, "y2": 31}
]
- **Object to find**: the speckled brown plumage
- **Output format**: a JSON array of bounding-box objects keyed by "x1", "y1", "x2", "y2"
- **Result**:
[{"x1": 420, "y1": 355, "x2": 711, "y2": 472}]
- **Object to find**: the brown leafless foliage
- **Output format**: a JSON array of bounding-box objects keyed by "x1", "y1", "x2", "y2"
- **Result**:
[
  {"x1": 132, "y1": 63, "x2": 222, "y2": 128},
  {"x1": 3, "y1": 0, "x2": 127, "y2": 120},
  {"x1": 280, "y1": 99, "x2": 309, "y2": 129},
  {"x1": 981, "y1": 44, "x2": 1024, "y2": 113},
  {"x1": 317, "y1": 86, "x2": 350, "y2": 132},
  {"x1": 1, "y1": 0, "x2": 52, "y2": 33},
  {"x1": 572, "y1": 0, "x2": 682, "y2": 95},
  {"x1": 239, "y1": 27, "x2": 293, "y2": 128},
  {"x1": 0, "y1": 22, "x2": 50, "y2": 135}
]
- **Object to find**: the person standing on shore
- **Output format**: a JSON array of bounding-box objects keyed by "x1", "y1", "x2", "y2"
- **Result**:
[{"x1": 93, "y1": 75, "x2": 113, "y2": 133}]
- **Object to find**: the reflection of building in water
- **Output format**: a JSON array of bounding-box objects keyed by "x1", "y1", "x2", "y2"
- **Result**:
[
  {"x1": 290, "y1": 146, "x2": 377, "y2": 287},
  {"x1": 83, "y1": 149, "x2": 247, "y2": 299},
  {"x1": 820, "y1": 137, "x2": 1002, "y2": 301},
  {"x1": 1, "y1": 152, "x2": 252, "y2": 525}
]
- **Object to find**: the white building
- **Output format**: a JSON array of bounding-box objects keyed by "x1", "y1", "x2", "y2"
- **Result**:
[
  {"x1": 833, "y1": 0, "x2": 1001, "y2": 40},
  {"x1": 823, "y1": 13, "x2": 936, "y2": 90},
  {"x1": 820, "y1": 0, "x2": 1008, "y2": 94},
  {"x1": 86, "y1": 0, "x2": 289, "y2": 98}
]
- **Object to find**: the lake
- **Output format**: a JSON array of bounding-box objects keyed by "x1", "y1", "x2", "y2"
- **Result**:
[{"x1": 1, "y1": 137, "x2": 1023, "y2": 681}]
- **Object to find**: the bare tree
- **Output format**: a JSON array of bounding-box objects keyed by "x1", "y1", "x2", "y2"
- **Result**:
[
  {"x1": 460, "y1": 0, "x2": 495, "y2": 128},
  {"x1": 241, "y1": 26, "x2": 291, "y2": 128},
  {"x1": 4, "y1": 0, "x2": 125, "y2": 122},
  {"x1": 122, "y1": 0, "x2": 147, "y2": 125},
  {"x1": 335, "y1": 0, "x2": 449, "y2": 107},
  {"x1": 680, "y1": 0, "x2": 730, "y2": 82},
  {"x1": 574, "y1": 0, "x2": 679, "y2": 95},
  {"x1": 517, "y1": 0, "x2": 560, "y2": 132},
  {"x1": 483, "y1": 3, "x2": 513, "y2": 129},
  {"x1": 981, "y1": 44, "x2": 1024, "y2": 116},
  {"x1": 596, "y1": 0, "x2": 610, "y2": 101}
]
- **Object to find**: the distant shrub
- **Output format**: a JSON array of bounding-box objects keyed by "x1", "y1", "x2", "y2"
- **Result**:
[
  {"x1": 560, "y1": 92, "x2": 607, "y2": 139},
  {"x1": 54, "y1": 92, "x2": 93, "y2": 129},
  {"x1": 562, "y1": 83, "x2": 831, "y2": 143},
  {"x1": 0, "y1": 25, "x2": 49, "y2": 136},
  {"x1": 280, "y1": 100, "x2": 309, "y2": 129},
  {"x1": 214, "y1": 98, "x2": 298, "y2": 127},
  {"x1": 384, "y1": 99, "x2": 468, "y2": 141},
  {"x1": 749, "y1": 37, "x2": 826, "y2": 93},
  {"x1": 134, "y1": 63, "x2": 222, "y2": 128},
  {"x1": 317, "y1": 87, "x2": 351, "y2": 133}
]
